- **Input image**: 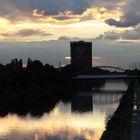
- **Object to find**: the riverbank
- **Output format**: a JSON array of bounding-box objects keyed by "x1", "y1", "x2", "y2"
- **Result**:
[
  {"x1": 100, "y1": 81, "x2": 135, "y2": 140},
  {"x1": 131, "y1": 81, "x2": 140, "y2": 140}
]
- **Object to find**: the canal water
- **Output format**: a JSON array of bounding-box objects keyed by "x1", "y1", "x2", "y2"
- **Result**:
[{"x1": 0, "y1": 80, "x2": 128, "y2": 140}]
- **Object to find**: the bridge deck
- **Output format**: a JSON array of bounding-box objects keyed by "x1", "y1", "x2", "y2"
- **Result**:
[{"x1": 73, "y1": 75, "x2": 140, "y2": 80}]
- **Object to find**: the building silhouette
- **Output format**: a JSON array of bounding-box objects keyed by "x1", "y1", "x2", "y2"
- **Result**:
[{"x1": 70, "y1": 41, "x2": 92, "y2": 70}]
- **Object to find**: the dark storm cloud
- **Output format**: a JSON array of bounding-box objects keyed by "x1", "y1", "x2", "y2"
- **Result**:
[
  {"x1": 37, "y1": 0, "x2": 92, "y2": 15},
  {"x1": 0, "y1": 0, "x2": 126, "y2": 21},
  {"x1": 1, "y1": 29, "x2": 52, "y2": 37},
  {"x1": 105, "y1": 0, "x2": 140, "y2": 27},
  {"x1": 0, "y1": 0, "x2": 93, "y2": 18},
  {"x1": 106, "y1": 14, "x2": 140, "y2": 27},
  {"x1": 1, "y1": 0, "x2": 139, "y2": 28},
  {"x1": 39, "y1": 0, "x2": 123, "y2": 15}
]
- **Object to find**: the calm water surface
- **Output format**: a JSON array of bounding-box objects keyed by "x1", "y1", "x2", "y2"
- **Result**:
[{"x1": 0, "y1": 80, "x2": 128, "y2": 140}]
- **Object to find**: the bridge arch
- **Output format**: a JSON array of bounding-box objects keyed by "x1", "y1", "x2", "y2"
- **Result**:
[
  {"x1": 74, "y1": 66, "x2": 126, "y2": 76},
  {"x1": 94, "y1": 66, "x2": 126, "y2": 72}
]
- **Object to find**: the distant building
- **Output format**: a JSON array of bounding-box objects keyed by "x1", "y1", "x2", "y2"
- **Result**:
[{"x1": 70, "y1": 41, "x2": 92, "y2": 70}]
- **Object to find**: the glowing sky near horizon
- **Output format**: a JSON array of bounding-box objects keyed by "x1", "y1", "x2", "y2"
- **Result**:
[{"x1": 0, "y1": 0, "x2": 140, "y2": 66}]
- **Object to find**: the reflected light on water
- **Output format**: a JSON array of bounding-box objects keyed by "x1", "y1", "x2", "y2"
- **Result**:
[
  {"x1": 0, "y1": 102, "x2": 118, "y2": 140},
  {"x1": 0, "y1": 80, "x2": 127, "y2": 140}
]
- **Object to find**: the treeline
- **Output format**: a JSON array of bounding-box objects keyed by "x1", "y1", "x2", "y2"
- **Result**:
[
  {"x1": 0, "y1": 58, "x2": 77, "y2": 117},
  {"x1": 0, "y1": 58, "x2": 74, "y2": 88},
  {"x1": 0, "y1": 58, "x2": 139, "y2": 91}
]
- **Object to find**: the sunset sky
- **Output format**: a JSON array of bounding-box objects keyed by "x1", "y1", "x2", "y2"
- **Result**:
[{"x1": 0, "y1": 0, "x2": 140, "y2": 66}]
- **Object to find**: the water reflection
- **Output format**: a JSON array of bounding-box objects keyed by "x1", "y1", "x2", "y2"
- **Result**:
[
  {"x1": 0, "y1": 80, "x2": 128, "y2": 140},
  {"x1": 92, "y1": 79, "x2": 128, "y2": 91},
  {"x1": 72, "y1": 95, "x2": 93, "y2": 112}
]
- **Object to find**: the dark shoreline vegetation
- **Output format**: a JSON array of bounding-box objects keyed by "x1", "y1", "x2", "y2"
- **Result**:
[
  {"x1": 0, "y1": 58, "x2": 105, "y2": 117},
  {"x1": 0, "y1": 58, "x2": 139, "y2": 117},
  {"x1": 100, "y1": 82, "x2": 135, "y2": 140}
]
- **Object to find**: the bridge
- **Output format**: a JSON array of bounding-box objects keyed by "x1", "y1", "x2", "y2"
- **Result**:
[
  {"x1": 94, "y1": 66, "x2": 126, "y2": 72},
  {"x1": 73, "y1": 66, "x2": 140, "y2": 80},
  {"x1": 73, "y1": 74, "x2": 140, "y2": 80}
]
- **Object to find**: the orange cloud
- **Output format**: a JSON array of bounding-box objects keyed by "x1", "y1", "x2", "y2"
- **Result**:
[
  {"x1": 0, "y1": 6, "x2": 124, "y2": 41},
  {"x1": 33, "y1": 9, "x2": 45, "y2": 17},
  {"x1": 34, "y1": 7, "x2": 122, "y2": 25}
]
